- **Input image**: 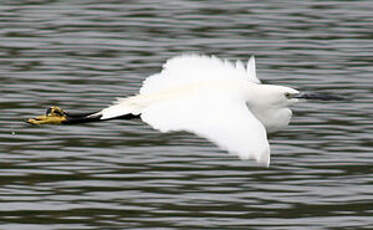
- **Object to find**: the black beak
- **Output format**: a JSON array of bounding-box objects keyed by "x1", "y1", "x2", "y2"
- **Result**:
[{"x1": 293, "y1": 92, "x2": 345, "y2": 101}]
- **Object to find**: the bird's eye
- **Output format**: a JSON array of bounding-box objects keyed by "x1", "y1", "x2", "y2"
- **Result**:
[{"x1": 285, "y1": 92, "x2": 292, "y2": 98}]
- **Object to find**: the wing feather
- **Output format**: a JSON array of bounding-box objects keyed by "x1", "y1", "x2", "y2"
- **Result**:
[
  {"x1": 140, "y1": 54, "x2": 260, "y2": 95},
  {"x1": 100, "y1": 54, "x2": 262, "y2": 120},
  {"x1": 140, "y1": 95, "x2": 270, "y2": 166}
]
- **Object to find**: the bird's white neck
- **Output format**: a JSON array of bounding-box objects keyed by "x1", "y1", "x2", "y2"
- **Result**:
[{"x1": 250, "y1": 106, "x2": 292, "y2": 133}]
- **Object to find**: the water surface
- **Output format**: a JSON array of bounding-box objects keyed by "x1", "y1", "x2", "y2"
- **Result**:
[{"x1": 1, "y1": 1, "x2": 372, "y2": 229}]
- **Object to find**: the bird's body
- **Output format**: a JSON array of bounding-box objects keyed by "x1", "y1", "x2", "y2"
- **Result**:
[
  {"x1": 28, "y1": 54, "x2": 343, "y2": 167},
  {"x1": 91, "y1": 54, "x2": 301, "y2": 166}
]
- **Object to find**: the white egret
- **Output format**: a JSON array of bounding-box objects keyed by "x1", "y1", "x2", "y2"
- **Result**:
[{"x1": 28, "y1": 54, "x2": 343, "y2": 166}]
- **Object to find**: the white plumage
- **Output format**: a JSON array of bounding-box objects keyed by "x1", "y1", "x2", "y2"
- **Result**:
[
  {"x1": 140, "y1": 54, "x2": 260, "y2": 95},
  {"x1": 97, "y1": 54, "x2": 303, "y2": 166}
]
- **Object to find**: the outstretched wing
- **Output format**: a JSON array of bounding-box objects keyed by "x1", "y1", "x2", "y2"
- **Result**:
[
  {"x1": 99, "y1": 54, "x2": 261, "y2": 121},
  {"x1": 140, "y1": 54, "x2": 260, "y2": 95},
  {"x1": 140, "y1": 95, "x2": 270, "y2": 166}
]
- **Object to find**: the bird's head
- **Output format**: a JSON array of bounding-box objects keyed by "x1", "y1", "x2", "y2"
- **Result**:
[{"x1": 249, "y1": 84, "x2": 344, "y2": 109}]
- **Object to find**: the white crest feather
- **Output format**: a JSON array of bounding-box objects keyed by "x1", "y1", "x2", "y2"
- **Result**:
[{"x1": 247, "y1": 55, "x2": 260, "y2": 83}]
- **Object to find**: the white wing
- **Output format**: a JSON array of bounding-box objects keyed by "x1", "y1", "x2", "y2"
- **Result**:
[
  {"x1": 99, "y1": 54, "x2": 262, "y2": 120},
  {"x1": 140, "y1": 54, "x2": 260, "y2": 95},
  {"x1": 140, "y1": 95, "x2": 270, "y2": 166}
]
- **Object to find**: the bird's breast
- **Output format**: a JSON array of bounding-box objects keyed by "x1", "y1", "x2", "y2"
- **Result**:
[{"x1": 254, "y1": 107, "x2": 293, "y2": 133}]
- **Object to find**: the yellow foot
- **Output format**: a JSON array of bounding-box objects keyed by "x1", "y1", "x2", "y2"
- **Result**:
[{"x1": 27, "y1": 106, "x2": 68, "y2": 125}]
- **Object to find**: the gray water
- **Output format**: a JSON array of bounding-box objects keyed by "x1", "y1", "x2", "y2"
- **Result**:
[{"x1": 1, "y1": 1, "x2": 372, "y2": 229}]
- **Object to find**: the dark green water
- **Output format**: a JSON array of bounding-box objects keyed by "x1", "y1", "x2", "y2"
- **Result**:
[{"x1": 1, "y1": 1, "x2": 372, "y2": 229}]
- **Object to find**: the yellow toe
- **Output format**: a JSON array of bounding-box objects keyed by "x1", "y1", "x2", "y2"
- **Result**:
[{"x1": 27, "y1": 106, "x2": 68, "y2": 125}]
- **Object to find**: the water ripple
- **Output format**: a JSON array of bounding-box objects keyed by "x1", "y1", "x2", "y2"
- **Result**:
[{"x1": 1, "y1": 0, "x2": 372, "y2": 229}]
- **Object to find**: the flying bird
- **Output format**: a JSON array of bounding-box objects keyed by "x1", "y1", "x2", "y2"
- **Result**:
[{"x1": 28, "y1": 54, "x2": 343, "y2": 166}]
